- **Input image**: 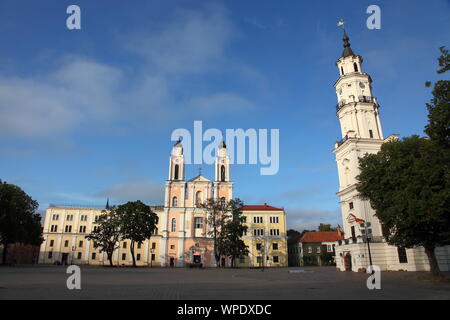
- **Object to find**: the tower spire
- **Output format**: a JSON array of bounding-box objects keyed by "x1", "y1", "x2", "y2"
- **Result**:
[{"x1": 341, "y1": 29, "x2": 355, "y2": 58}]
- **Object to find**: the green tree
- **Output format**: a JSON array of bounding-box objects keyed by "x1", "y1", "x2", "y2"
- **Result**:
[
  {"x1": 221, "y1": 199, "x2": 249, "y2": 268},
  {"x1": 0, "y1": 180, "x2": 43, "y2": 264},
  {"x1": 86, "y1": 208, "x2": 121, "y2": 267},
  {"x1": 117, "y1": 201, "x2": 158, "y2": 267},
  {"x1": 425, "y1": 46, "x2": 450, "y2": 148},
  {"x1": 201, "y1": 198, "x2": 230, "y2": 267},
  {"x1": 357, "y1": 136, "x2": 450, "y2": 278},
  {"x1": 287, "y1": 229, "x2": 301, "y2": 239},
  {"x1": 318, "y1": 223, "x2": 337, "y2": 232}
]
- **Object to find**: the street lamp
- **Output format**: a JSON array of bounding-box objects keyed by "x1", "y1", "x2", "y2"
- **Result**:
[{"x1": 359, "y1": 222, "x2": 373, "y2": 271}]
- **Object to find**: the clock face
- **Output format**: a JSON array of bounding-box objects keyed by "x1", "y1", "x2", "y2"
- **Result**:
[{"x1": 359, "y1": 82, "x2": 366, "y2": 89}]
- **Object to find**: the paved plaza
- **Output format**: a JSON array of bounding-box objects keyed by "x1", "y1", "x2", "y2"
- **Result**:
[{"x1": 0, "y1": 266, "x2": 449, "y2": 300}]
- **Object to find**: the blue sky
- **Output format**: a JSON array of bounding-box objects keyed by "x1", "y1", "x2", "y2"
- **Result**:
[{"x1": 0, "y1": 0, "x2": 449, "y2": 231}]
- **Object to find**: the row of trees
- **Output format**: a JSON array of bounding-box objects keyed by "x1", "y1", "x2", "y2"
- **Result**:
[
  {"x1": 87, "y1": 198, "x2": 249, "y2": 268},
  {"x1": 0, "y1": 180, "x2": 43, "y2": 265},
  {"x1": 356, "y1": 47, "x2": 450, "y2": 278}
]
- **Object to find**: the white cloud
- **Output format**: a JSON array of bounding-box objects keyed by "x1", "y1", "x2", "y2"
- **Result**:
[{"x1": 95, "y1": 181, "x2": 164, "y2": 205}]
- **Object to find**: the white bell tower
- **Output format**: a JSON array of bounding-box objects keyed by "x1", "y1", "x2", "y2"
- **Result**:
[
  {"x1": 168, "y1": 139, "x2": 185, "y2": 181},
  {"x1": 333, "y1": 30, "x2": 387, "y2": 241}
]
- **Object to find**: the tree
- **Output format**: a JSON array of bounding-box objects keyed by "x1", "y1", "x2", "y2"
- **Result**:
[
  {"x1": 117, "y1": 201, "x2": 158, "y2": 267},
  {"x1": 318, "y1": 224, "x2": 337, "y2": 232},
  {"x1": 201, "y1": 198, "x2": 230, "y2": 267},
  {"x1": 0, "y1": 180, "x2": 43, "y2": 264},
  {"x1": 356, "y1": 47, "x2": 450, "y2": 279},
  {"x1": 86, "y1": 208, "x2": 121, "y2": 267},
  {"x1": 287, "y1": 229, "x2": 301, "y2": 239},
  {"x1": 357, "y1": 136, "x2": 450, "y2": 278},
  {"x1": 221, "y1": 199, "x2": 249, "y2": 268},
  {"x1": 425, "y1": 46, "x2": 450, "y2": 149}
]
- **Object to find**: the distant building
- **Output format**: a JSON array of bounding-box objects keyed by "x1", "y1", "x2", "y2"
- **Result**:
[{"x1": 288, "y1": 231, "x2": 343, "y2": 267}]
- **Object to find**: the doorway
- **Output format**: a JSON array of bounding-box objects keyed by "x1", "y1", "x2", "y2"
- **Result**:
[
  {"x1": 61, "y1": 253, "x2": 69, "y2": 265},
  {"x1": 193, "y1": 255, "x2": 201, "y2": 264},
  {"x1": 344, "y1": 253, "x2": 352, "y2": 271},
  {"x1": 169, "y1": 257, "x2": 175, "y2": 267}
]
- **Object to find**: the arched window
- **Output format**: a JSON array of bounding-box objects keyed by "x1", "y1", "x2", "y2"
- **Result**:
[
  {"x1": 195, "y1": 191, "x2": 202, "y2": 206},
  {"x1": 220, "y1": 197, "x2": 226, "y2": 204},
  {"x1": 172, "y1": 196, "x2": 178, "y2": 207},
  {"x1": 341, "y1": 67, "x2": 344, "y2": 75},
  {"x1": 174, "y1": 164, "x2": 179, "y2": 180},
  {"x1": 353, "y1": 62, "x2": 358, "y2": 72},
  {"x1": 220, "y1": 165, "x2": 226, "y2": 182},
  {"x1": 171, "y1": 218, "x2": 176, "y2": 232}
]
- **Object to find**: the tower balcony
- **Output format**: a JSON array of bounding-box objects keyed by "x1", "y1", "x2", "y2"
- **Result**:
[{"x1": 336, "y1": 96, "x2": 378, "y2": 112}]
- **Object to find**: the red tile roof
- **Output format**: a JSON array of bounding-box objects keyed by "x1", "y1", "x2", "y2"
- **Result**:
[
  {"x1": 299, "y1": 231, "x2": 344, "y2": 243},
  {"x1": 242, "y1": 203, "x2": 283, "y2": 211}
]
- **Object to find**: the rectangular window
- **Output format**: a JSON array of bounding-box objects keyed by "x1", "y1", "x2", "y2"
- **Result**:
[
  {"x1": 242, "y1": 216, "x2": 247, "y2": 223},
  {"x1": 272, "y1": 243, "x2": 278, "y2": 250},
  {"x1": 398, "y1": 247, "x2": 408, "y2": 264},
  {"x1": 273, "y1": 256, "x2": 279, "y2": 263},
  {"x1": 195, "y1": 217, "x2": 203, "y2": 229},
  {"x1": 79, "y1": 226, "x2": 86, "y2": 233},
  {"x1": 92, "y1": 253, "x2": 96, "y2": 260},
  {"x1": 170, "y1": 245, "x2": 175, "y2": 249},
  {"x1": 123, "y1": 242, "x2": 127, "y2": 249},
  {"x1": 257, "y1": 256, "x2": 262, "y2": 264},
  {"x1": 327, "y1": 245, "x2": 333, "y2": 252},
  {"x1": 49, "y1": 240, "x2": 54, "y2": 247},
  {"x1": 137, "y1": 243, "x2": 142, "y2": 249},
  {"x1": 122, "y1": 253, "x2": 126, "y2": 260},
  {"x1": 256, "y1": 243, "x2": 262, "y2": 251},
  {"x1": 66, "y1": 215, "x2": 73, "y2": 221},
  {"x1": 349, "y1": 202, "x2": 354, "y2": 210},
  {"x1": 152, "y1": 242, "x2": 156, "y2": 249},
  {"x1": 64, "y1": 240, "x2": 69, "y2": 247},
  {"x1": 77, "y1": 252, "x2": 82, "y2": 259},
  {"x1": 270, "y1": 216, "x2": 279, "y2": 224},
  {"x1": 369, "y1": 130, "x2": 374, "y2": 138},
  {"x1": 52, "y1": 214, "x2": 59, "y2": 221},
  {"x1": 65, "y1": 225, "x2": 72, "y2": 233},
  {"x1": 48, "y1": 252, "x2": 53, "y2": 259},
  {"x1": 51, "y1": 225, "x2": 57, "y2": 232},
  {"x1": 151, "y1": 254, "x2": 155, "y2": 261},
  {"x1": 79, "y1": 241, "x2": 83, "y2": 248},
  {"x1": 253, "y1": 217, "x2": 263, "y2": 224},
  {"x1": 137, "y1": 254, "x2": 141, "y2": 261}
]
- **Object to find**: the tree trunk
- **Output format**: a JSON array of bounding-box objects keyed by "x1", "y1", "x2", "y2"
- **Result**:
[
  {"x1": 424, "y1": 245, "x2": 443, "y2": 279},
  {"x1": 130, "y1": 241, "x2": 136, "y2": 267},
  {"x1": 2, "y1": 243, "x2": 8, "y2": 265},
  {"x1": 108, "y1": 251, "x2": 114, "y2": 267}
]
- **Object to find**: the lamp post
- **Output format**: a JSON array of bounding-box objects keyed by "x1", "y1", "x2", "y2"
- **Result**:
[{"x1": 360, "y1": 222, "x2": 373, "y2": 271}]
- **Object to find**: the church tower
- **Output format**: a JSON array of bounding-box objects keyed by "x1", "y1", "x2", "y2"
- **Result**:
[
  {"x1": 213, "y1": 141, "x2": 233, "y2": 201},
  {"x1": 333, "y1": 30, "x2": 388, "y2": 244}
]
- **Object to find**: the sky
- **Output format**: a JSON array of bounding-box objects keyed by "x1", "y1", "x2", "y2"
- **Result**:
[{"x1": 0, "y1": 0, "x2": 449, "y2": 231}]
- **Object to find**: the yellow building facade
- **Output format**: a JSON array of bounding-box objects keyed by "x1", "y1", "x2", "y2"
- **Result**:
[{"x1": 39, "y1": 141, "x2": 288, "y2": 267}]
